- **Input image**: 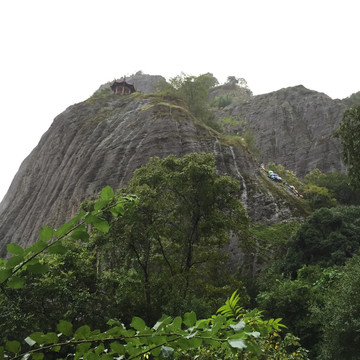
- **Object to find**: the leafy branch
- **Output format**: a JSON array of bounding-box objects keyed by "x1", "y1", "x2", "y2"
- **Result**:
[{"x1": 0, "y1": 186, "x2": 137, "y2": 291}]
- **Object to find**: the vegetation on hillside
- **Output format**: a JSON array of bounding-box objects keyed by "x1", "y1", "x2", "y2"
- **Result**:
[
  {"x1": 0, "y1": 154, "x2": 309, "y2": 359},
  {"x1": 335, "y1": 105, "x2": 360, "y2": 188},
  {"x1": 1, "y1": 148, "x2": 360, "y2": 358}
]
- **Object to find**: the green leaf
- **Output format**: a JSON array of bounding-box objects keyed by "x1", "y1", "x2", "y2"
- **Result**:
[
  {"x1": 84, "y1": 351, "x2": 97, "y2": 360},
  {"x1": 5, "y1": 340, "x2": 20, "y2": 354},
  {"x1": 106, "y1": 319, "x2": 122, "y2": 326},
  {"x1": 151, "y1": 346, "x2": 162, "y2": 357},
  {"x1": 48, "y1": 241, "x2": 67, "y2": 255},
  {"x1": 168, "y1": 316, "x2": 182, "y2": 331},
  {"x1": 110, "y1": 342, "x2": 125, "y2": 355},
  {"x1": 71, "y1": 229, "x2": 90, "y2": 242},
  {"x1": 187, "y1": 337, "x2": 202, "y2": 348},
  {"x1": 74, "y1": 325, "x2": 91, "y2": 340},
  {"x1": 211, "y1": 315, "x2": 226, "y2": 334},
  {"x1": 227, "y1": 338, "x2": 247, "y2": 349},
  {"x1": 6, "y1": 243, "x2": 24, "y2": 255},
  {"x1": 57, "y1": 320, "x2": 73, "y2": 337},
  {"x1": 39, "y1": 225, "x2": 54, "y2": 242},
  {"x1": 184, "y1": 311, "x2": 197, "y2": 328},
  {"x1": 29, "y1": 240, "x2": 47, "y2": 253},
  {"x1": 72, "y1": 210, "x2": 87, "y2": 222},
  {"x1": 150, "y1": 335, "x2": 167, "y2": 345},
  {"x1": 32, "y1": 353, "x2": 44, "y2": 360},
  {"x1": 105, "y1": 325, "x2": 129, "y2": 337},
  {"x1": 130, "y1": 316, "x2": 146, "y2": 331},
  {"x1": 27, "y1": 262, "x2": 49, "y2": 274},
  {"x1": 7, "y1": 276, "x2": 25, "y2": 289},
  {"x1": 75, "y1": 342, "x2": 91, "y2": 359},
  {"x1": 94, "y1": 199, "x2": 111, "y2": 211},
  {"x1": 6, "y1": 254, "x2": 24, "y2": 269},
  {"x1": 95, "y1": 343, "x2": 105, "y2": 355},
  {"x1": 0, "y1": 269, "x2": 12, "y2": 283},
  {"x1": 195, "y1": 319, "x2": 210, "y2": 330},
  {"x1": 42, "y1": 332, "x2": 58, "y2": 344},
  {"x1": 246, "y1": 341, "x2": 262, "y2": 356},
  {"x1": 101, "y1": 186, "x2": 114, "y2": 201},
  {"x1": 203, "y1": 337, "x2": 220, "y2": 348},
  {"x1": 84, "y1": 215, "x2": 110, "y2": 233},
  {"x1": 28, "y1": 332, "x2": 44, "y2": 344},
  {"x1": 50, "y1": 345, "x2": 61, "y2": 352},
  {"x1": 177, "y1": 338, "x2": 194, "y2": 350},
  {"x1": 109, "y1": 202, "x2": 125, "y2": 217},
  {"x1": 93, "y1": 219, "x2": 110, "y2": 233},
  {"x1": 55, "y1": 222, "x2": 74, "y2": 237}
]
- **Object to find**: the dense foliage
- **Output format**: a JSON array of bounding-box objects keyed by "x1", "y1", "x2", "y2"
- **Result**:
[
  {"x1": 335, "y1": 105, "x2": 360, "y2": 187},
  {"x1": 256, "y1": 205, "x2": 360, "y2": 358},
  {"x1": 283, "y1": 206, "x2": 360, "y2": 275},
  {"x1": 0, "y1": 154, "x2": 311, "y2": 359},
  {"x1": 92, "y1": 153, "x2": 250, "y2": 323},
  {"x1": 315, "y1": 254, "x2": 360, "y2": 359}
]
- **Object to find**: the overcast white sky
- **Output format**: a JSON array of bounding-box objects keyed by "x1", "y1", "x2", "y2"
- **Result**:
[{"x1": 0, "y1": 0, "x2": 359, "y2": 201}]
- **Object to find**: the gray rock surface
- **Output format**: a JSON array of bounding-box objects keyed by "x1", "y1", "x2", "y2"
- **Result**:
[
  {"x1": 218, "y1": 85, "x2": 348, "y2": 177},
  {"x1": 0, "y1": 92, "x2": 307, "y2": 256}
]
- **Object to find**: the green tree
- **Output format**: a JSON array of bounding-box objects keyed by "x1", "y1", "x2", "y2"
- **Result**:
[
  {"x1": 157, "y1": 73, "x2": 222, "y2": 131},
  {"x1": 225, "y1": 76, "x2": 249, "y2": 89},
  {"x1": 257, "y1": 264, "x2": 343, "y2": 359},
  {"x1": 301, "y1": 184, "x2": 337, "y2": 210},
  {"x1": 243, "y1": 128, "x2": 261, "y2": 159},
  {"x1": 250, "y1": 221, "x2": 300, "y2": 266},
  {"x1": 282, "y1": 206, "x2": 360, "y2": 276},
  {"x1": 302, "y1": 168, "x2": 325, "y2": 185},
  {"x1": 169, "y1": 73, "x2": 217, "y2": 119},
  {"x1": 343, "y1": 90, "x2": 360, "y2": 107},
  {"x1": 98, "y1": 153, "x2": 250, "y2": 322},
  {"x1": 335, "y1": 106, "x2": 360, "y2": 187},
  {"x1": 304, "y1": 170, "x2": 360, "y2": 205},
  {"x1": 211, "y1": 94, "x2": 233, "y2": 109},
  {"x1": 0, "y1": 240, "x2": 114, "y2": 344},
  {"x1": 316, "y1": 254, "x2": 360, "y2": 360}
]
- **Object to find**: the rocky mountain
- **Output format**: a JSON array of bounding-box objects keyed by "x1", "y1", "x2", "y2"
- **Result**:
[
  {"x1": 216, "y1": 85, "x2": 347, "y2": 177},
  {"x1": 0, "y1": 75, "x2": 349, "y2": 257},
  {"x1": 0, "y1": 81, "x2": 309, "y2": 257}
]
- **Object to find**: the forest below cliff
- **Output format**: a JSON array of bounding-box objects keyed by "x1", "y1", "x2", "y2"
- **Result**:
[{"x1": 1, "y1": 74, "x2": 360, "y2": 359}]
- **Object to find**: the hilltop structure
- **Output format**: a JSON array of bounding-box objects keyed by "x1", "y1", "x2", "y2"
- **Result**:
[{"x1": 110, "y1": 79, "x2": 136, "y2": 95}]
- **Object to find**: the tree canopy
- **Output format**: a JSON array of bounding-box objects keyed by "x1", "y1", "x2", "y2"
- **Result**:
[
  {"x1": 0, "y1": 153, "x2": 311, "y2": 359},
  {"x1": 96, "y1": 153, "x2": 250, "y2": 322},
  {"x1": 282, "y1": 206, "x2": 360, "y2": 276},
  {"x1": 335, "y1": 105, "x2": 360, "y2": 187}
]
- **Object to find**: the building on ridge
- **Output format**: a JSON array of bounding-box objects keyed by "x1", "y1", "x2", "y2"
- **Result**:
[{"x1": 110, "y1": 79, "x2": 136, "y2": 95}]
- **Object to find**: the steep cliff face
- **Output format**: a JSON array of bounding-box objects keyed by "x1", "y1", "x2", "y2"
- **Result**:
[
  {"x1": 0, "y1": 91, "x2": 307, "y2": 256},
  {"x1": 218, "y1": 85, "x2": 348, "y2": 177}
]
